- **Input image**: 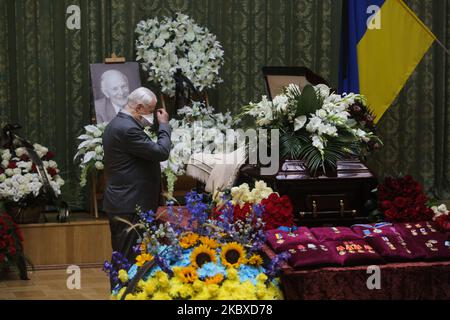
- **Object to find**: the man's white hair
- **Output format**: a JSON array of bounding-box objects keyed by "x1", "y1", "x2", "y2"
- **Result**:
[
  {"x1": 127, "y1": 87, "x2": 157, "y2": 108},
  {"x1": 100, "y1": 70, "x2": 129, "y2": 89}
]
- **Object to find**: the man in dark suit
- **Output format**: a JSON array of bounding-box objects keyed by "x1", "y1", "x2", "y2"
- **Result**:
[{"x1": 102, "y1": 87, "x2": 171, "y2": 272}]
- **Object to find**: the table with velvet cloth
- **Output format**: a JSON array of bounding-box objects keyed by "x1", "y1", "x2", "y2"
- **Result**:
[
  {"x1": 263, "y1": 244, "x2": 450, "y2": 300},
  {"x1": 156, "y1": 207, "x2": 450, "y2": 299}
]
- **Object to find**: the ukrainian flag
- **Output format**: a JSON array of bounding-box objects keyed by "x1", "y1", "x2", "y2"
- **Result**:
[{"x1": 339, "y1": 0, "x2": 436, "y2": 122}]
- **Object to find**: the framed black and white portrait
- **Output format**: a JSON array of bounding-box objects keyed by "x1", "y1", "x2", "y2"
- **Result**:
[{"x1": 90, "y1": 62, "x2": 141, "y2": 123}]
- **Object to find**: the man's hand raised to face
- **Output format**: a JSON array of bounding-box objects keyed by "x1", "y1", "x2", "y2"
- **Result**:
[{"x1": 156, "y1": 108, "x2": 169, "y2": 124}]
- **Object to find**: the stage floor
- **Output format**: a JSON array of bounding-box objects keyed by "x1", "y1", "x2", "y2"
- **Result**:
[{"x1": 0, "y1": 268, "x2": 109, "y2": 300}]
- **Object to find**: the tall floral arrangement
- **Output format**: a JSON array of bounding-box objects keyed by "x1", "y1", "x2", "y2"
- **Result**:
[
  {"x1": 163, "y1": 102, "x2": 235, "y2": 195},
  {"x1": 74, "y1": 123, "x2": 106, "y2": 187},
  {"x1": 240, "y1": 84, "x2": 381, "y2": 175},
  {"x1": 135, "y1": 13, "x2": 224, "y2": 96},
  {"x1": 104, "y1": 182, "x2": 288, "y2": 300},
  {"x1": 0, "y1": 144, "x2": 64, "y2": 205}
]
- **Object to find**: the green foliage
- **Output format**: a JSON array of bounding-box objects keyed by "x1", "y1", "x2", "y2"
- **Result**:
[{"x1": 294, "y1": 84, "x2": 323, "y2": 116}]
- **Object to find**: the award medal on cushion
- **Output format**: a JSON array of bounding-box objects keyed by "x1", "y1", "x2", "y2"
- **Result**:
[
  {"x1": 363, "y1": 230, "x2": 372, "y2": 237},
  {"x1": 344, "y1": 242, "x2": 356, "y2": 254},
  {"x1": 425, "y1": 240, "x2": 438, "y2": 251},
  {"x1": 381, "y1": 236, "x2": 397, "y2": 251},
  {"x1": 425, "y1": 222, "x2": 437, "y2": 233},
  {"x1": 275, "y1": 233, "x2": 285, "y2": 244},
  {"x1": 336, "y1": 245, "x2": 346, "y2": 255},
  {"x1": 355, "y1": 244, "x2": 364, "y2": 253},
  {"x1": 364, "y1": 245, "x2": 376, "y2": 253}
]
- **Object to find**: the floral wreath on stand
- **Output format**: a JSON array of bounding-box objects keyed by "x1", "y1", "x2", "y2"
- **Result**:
[{"x1": 135, "y1": 12, "x2": 224, "y2": 97}]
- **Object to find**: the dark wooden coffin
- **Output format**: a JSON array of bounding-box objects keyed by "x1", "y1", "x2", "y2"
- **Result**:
[{"x1": 238, "y1": 160, "x2": 378, "y2": 226}]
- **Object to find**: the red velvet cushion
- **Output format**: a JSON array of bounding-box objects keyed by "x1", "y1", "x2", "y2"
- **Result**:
[
  {"x1": 394, "y1": 221, "x2": 440, "y2": 239},
  {"x1": 266, "y1": 227, "x2": 317, "y2": 253},
  {"x1": 394, "y1": 221, "x2": 450, "y2": 261},
  {"x1": 325, "y1": 239, "x2": 385, "y2": 266},
  {"x1": 404, "y1": 234, "x2": 450, "y2": 261},
  {"x1": 288, "y1": 241, "x2": 339, "y2": 269},
  {"x1": 365, "y1": 234, "x2": 426, "y2": 262},
  {"x1": 311, "y1": 227, "x2": 362, "y2": 242},
  {"x1": 351, "y1": 222, "x2": 399, "y2": 238}
]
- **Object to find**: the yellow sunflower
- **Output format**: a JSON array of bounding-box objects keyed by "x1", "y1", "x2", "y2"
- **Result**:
[
  {"x1": 176, "y1": 266, "x2": 198, "y2": 283},
  {"x1": 247, "y1": 254, "x2": 263, "y2": 266},
  {"x1": 179, "y1": 232, "x2": 199, "y2": 249},
  {"x1": 220, "y1": 242, "x2": 246, "y2": 268},
  {"x1": 135, "y1": 253, "x2": 153, "y2": 267},
  {"x1": 204, "y1": 273, "x2": 224, "y2": 285},
  {"x1": 199, "y1": 236, "x2": 220, "y2": 249},
  {"x1": 139, "y1": 241, "x2": 148, "y2": 254},
  {"x1": 190, "y1": 244, "x2": 217, "y2": 268}
]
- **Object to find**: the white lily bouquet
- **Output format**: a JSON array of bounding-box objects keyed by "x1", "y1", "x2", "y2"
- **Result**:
[
  {"x1": 162, "y1": 102, "x2": 235, "y2": 196},
  {"x1": 135, "y1": 12, "x2": 224, "y2": 96},
  {"x1": 240, "y1": 83, "x2": 382, "y2": 175},
  {"x1": 74, "y1": 123, "x2": 106, "y2": 187}
]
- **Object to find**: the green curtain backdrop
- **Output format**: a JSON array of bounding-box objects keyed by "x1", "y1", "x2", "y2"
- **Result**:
[{"x1": 0, "y1": 0, "x2": 448, "y2": 210}]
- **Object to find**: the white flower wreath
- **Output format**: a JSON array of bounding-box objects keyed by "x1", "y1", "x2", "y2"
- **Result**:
[{"x1": 135, "y1": 12, "x2": 224, "y2": 96}]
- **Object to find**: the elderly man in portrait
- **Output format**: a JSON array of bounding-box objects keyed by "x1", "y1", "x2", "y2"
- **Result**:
[
  {"x1": 95, "y1": 69, "x2": 130, "y2": 123},
  {"x1": 102, "y1": 87, "x2": 171, "y2": 283}
]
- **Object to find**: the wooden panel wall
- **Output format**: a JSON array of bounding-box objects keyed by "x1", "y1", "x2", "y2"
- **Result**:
[{"x1": 20, "y1": 219, "x2": 112, "y2": 269}]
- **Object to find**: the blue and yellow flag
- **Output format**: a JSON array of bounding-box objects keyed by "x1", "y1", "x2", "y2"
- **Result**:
[{"x1": 339, "y1": 0, "x2": 436, "y2": 122}]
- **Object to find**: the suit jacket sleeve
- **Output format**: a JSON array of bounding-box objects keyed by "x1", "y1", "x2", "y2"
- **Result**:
[{"x1": 125, "y1": 123, "x2": 172, "y2": 161}]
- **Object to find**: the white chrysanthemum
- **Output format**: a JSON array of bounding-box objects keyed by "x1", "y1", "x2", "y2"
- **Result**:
[
  {"x1": 1, "y1": 150, "x2": 11, "y2": 161},
  {"x1": 95, "y1": 161, "x2": 104, "y2": 170},
  {"x1": 15, "y1": 147, "x2": 27, "y2": 158}
]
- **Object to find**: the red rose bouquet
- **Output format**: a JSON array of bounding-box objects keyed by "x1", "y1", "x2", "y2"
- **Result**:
[
  {"x1": 0, "y1": 210, "x2": 26, "y2": 275},
  {"x1": 229, "y1": 193, "x2": 294, "y2": 230},
  {"x1": 213, "y1": 182, "x2": 295, "y2": 230},
  {"x1": 261, "y1": 193, "x2": 294, "y2": 230},
  {"x1": 378, "y1": 175, "x2": 433, "y2": 222}
]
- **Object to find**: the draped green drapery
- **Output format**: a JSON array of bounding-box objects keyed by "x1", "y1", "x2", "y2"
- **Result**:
[{"x1": 0, "y1": 0, "x2": 448, "y2": 210}]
